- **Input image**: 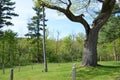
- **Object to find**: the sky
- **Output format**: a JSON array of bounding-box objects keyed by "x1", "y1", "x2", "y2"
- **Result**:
[{"x1": 3, "y1": 0, "x2": 94, "y2": 39}]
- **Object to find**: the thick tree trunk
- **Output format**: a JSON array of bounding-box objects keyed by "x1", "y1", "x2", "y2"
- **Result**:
[{"x1": 82, "y1": 29, "x2": 99, "y2": 66}]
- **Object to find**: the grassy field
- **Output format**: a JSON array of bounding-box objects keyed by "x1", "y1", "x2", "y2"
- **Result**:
[{"x1": 0, "y1": 61, "x2": 120, "y2": 80}]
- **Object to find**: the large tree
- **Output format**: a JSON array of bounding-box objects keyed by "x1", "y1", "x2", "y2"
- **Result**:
[{"x1": 36, "y1": 0, "x2": 116, "y2": 66}]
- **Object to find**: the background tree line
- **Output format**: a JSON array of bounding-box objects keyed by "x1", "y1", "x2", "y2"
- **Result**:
[
  {"x1": 0, "y1": 32, "x2": 85, "y2": 68},
  {"x1": 0, "y1": 29, "x2": 120, "y2": 68}
]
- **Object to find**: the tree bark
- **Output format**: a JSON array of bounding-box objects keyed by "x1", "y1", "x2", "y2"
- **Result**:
[
  {"x1": 81, "y1": 0, "x2": 115, "y2": 66},
  {"x1": 113, "y1": 40, "x2": 117, "y2": 61},
  {"x1": 2, "y1": 41, "x2": 5, "y2": 74},
  {"x1": 42, "y1": 5, "x2": 48, "y2": 72},
  {"x1": 82, "y1": 29, "x2": 99, "y2": 66}
]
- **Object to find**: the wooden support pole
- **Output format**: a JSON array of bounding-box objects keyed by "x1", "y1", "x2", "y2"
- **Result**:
[
  {"x1": 10, "y1": 69, "x2": 14, "y2": 80},
  {"x1": 72, "y1": 64, "x2": 76, "y2": 80},
  {"x1": 42, "y1": 5, "x2": 48, "y2": 72}
]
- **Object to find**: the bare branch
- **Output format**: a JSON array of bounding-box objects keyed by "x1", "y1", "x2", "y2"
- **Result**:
[
  {"x1": 84, "y1": 0, "x2": 91, "y2": 9},
  {"x1": 59, "y1": 0, "x2": 68, "y2": 5},
  {"x1": 58, "y1": 0, "x2": 72, "y2": 10},
  {"x1": 97, "y1": 0, "x2": 104, "y2": 3},
  {"x1": 67, "y1": 0, "x2": 72, "y2": 9},
  {"x1": 77, "y1": 0, "x2": 91, "y2": 11}
]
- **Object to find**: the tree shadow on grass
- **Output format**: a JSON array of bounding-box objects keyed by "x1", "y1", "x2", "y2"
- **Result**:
[
  {"x1": 97, "y1": 64, "x2": 120, "y2": 68},
  {"x1": 76, "y1": 64, "x2": 120, "y2": 80}
]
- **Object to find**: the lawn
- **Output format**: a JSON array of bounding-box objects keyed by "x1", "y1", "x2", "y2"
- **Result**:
[
  {"x1": 77, "y1": 61, "x2": 120, "y2": 80},
  {"x1": 0, "y1": 61, "x2": 120, "y2": 80}
]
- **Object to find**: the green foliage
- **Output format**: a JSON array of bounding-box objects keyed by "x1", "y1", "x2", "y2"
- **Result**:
[
  {"x1": 99, "y1": 16, "x2": 120, "y2": 43},
  {"x1": 3, "y1": 32, "x2": 83, "y2": 68},
  {"x1": 0, "y1": 0, "x2": 18, "y2": 28},
  {"x1": 46, "y1": 39, "x2": 57, "y2": 62},
  {"x1": 97, "y1": 43, "x2": 113, "y2": 61},
  {"x1": 60, "y1": 35, "x2": 73, "y2": 55},
  {"x1": 25, "y1": 6, "x2": 43, "y2": 38},
  {"x1": 98, "y1": 15, "x2": 120, "y2": 61},
  {"x1": 0, "y1": 30, "x2": 18, "y2": 67},
  {"x1": 112, "y1": 4, "x2": 120, "y2": 14},
  {"x1": 56, "y1": 33, "x2": 84, "y2": 62},
  {"x1": 25, "y1": 5, "x2": 44, "y2": 63},
  {"x1": 17, "y1": 38, "x2": 31, "y2": 65},
  {"x1": 98, "y1": 38, "x2": 120, "y2": 61}
]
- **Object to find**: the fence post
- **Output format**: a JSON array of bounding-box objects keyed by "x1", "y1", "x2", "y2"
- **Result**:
[
  {"x1": 10, "y1": 69, "x2": 14, "y2": 80},
  {"x1": 72, "y1": 64, "x2": 76, "y2": 80}
]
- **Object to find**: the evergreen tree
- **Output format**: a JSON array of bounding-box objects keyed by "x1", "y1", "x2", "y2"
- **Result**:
[
  {"x1": 0, "y1": 0, "x2": 18, "y2": 28},
  {"x1": 25, "y1": 6, "x2": 43, "y2": 63}
]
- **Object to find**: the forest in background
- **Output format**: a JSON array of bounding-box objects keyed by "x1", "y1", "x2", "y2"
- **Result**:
[{"x1": 0, "y1": 27, "x2": 120, "y2": 68}]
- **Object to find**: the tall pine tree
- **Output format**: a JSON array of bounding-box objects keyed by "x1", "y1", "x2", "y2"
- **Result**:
[{"x1": 25, "y1": 6, "x2": 44, "y2": 63}]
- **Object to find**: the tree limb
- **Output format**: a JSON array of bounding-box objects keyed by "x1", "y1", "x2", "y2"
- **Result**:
[
  {"x1": 93, "y1": 0, "x2": 116, "y2": 29},
  {"x1": 59, "y1": 0, "x2": 68, "y2": 5},
  {"x1": 67, "y1": 0, "x2": 72, "y2": 10},
  {"x1": 58, "y1": 0, "x2": 72, "y2": 10},
  {"x1": 97, "y1": 0, "x2": 104, "y2": 3},
  {"x1": 38, "y1": 0, "x2": 90, "y2": 36}
]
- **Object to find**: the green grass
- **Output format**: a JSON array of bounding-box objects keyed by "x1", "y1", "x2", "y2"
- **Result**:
[
  {"x1": 0, "y1": 63, "x2": 73, "y2": 80},
  {"x1": 77, "y1": 61, "x2": 120, "y2": 80},
  {"x1": 1, "y1": 61, "x2": 120, "y2": 80}
]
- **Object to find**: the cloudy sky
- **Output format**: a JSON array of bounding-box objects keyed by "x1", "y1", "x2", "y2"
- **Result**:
[{"x1": 4, "y1": 0, "x2": 94, "y2": 38}]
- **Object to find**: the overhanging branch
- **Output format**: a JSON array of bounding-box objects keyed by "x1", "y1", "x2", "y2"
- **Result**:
[{"x1": 38, "y1": 0, "x2": 90, "y2": 36}]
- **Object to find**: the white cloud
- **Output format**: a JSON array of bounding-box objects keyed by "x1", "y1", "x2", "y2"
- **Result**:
[{"x1": 5, "y1": 0, "x2": 35, "y2": 37}]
